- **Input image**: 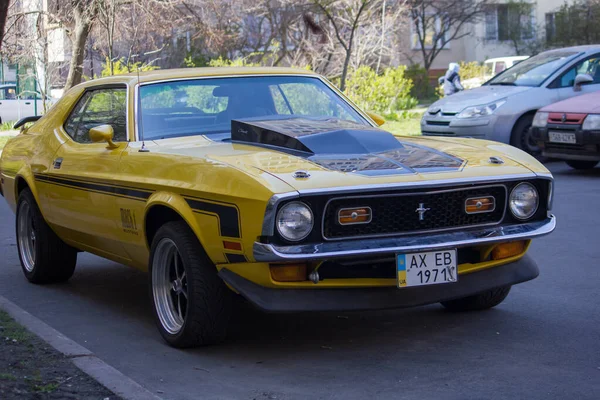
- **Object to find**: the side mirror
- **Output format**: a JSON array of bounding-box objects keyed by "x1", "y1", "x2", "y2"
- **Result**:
[
  {"x1": 366, "y1": 111, "x2": 386, "y2": 126},
  {"x1": 89, "y1": 124, "x2": 119, "y2": 149},
  {"x1": 574, "y1": 73, "x2": 593, "y2": 92}
]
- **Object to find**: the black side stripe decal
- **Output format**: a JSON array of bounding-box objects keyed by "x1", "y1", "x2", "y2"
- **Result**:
[
  {"x1": 225, "y1": 253, "x2": 248, "y2": 263},
  {"x1": 185, "y1": 198, "x2": 241, "y2": 238},
  {"x1": 34, "y1": 174, "x2": 152, "y2": 200}
]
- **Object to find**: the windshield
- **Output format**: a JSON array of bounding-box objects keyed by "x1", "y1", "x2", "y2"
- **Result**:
[
  {"x1": 139, "y1": 76, "x2": 368, "y2": 140},
  {"x1": 486, "y1": 51, "x2": 579, "y2": 87}
]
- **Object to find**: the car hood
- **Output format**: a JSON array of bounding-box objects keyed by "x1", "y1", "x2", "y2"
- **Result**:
[
  {"x1": 540, "y1": 90, "x2": 600, "y2": 113},
  {"x1": 148, "y1": 118, "x2": 545, "y2": 193},
  {"x1": 430, "y1": 85, "x2": 532, "y2": 113}
]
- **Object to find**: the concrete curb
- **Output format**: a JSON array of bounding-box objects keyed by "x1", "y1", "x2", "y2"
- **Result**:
[{"x1": 0, "y1": 294, "x2": 162, "y2": 400}]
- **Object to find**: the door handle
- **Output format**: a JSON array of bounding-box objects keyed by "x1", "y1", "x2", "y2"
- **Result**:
[
  {"x1": 25, "y1": 102, "x2": 31, "y2": 105},
  {"x1": 53, "y1": 158, "x2": 63, "y2": 169}
]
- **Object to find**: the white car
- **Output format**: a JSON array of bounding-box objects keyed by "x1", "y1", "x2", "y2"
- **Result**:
[
  {"x1": 462, "y1": 56, "x2": 530, "y2": 89},
  {"x1": 0, "y1": 84, "x2": 51, "y2": 124}
]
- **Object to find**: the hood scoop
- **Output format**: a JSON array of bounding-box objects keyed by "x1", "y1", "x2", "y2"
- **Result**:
[{"x1": 231, "y1": 117, "x2": 464, "y2": 176}]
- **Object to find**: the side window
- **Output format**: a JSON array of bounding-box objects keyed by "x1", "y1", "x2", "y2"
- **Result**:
[
  {"x1": 64, "y1": 87, "x2": 127, "y2": 143},
  {"x1": 556, "y1": 56, "x2": 600, "y2": 88},
  {"x1": 494, "y1": 61, "x2": 506, "y2": 74}
]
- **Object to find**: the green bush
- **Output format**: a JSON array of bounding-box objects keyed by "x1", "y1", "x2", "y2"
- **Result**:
[
  {"x1": 100, "y1": 58, "x2": 158, "y2": 77},
  {"x1": 405, "y1": 64, "x2": 436, "y2": 102},
  {"x1": 345, "y1": 65, "x2": 417, "y2": 120},
  {"x1": 459, "y1": 61, "x2": 486, "y2": 81}
]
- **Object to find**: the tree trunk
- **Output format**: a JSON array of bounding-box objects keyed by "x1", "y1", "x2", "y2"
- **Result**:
[
  {"x1": 64, "y1": 7, "x2": 92, "y2": 91},
  {"x1": 0, "y1": 0, "x2": 9, "y2": 51},
  {"x1": 340, "y1": 48, "x2": 351, "y2": 91}
]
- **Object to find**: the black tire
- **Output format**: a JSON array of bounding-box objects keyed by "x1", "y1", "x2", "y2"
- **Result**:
[
  {"x1": 440, "y1": 286, "x2": 511, "y2": 312},
  {"x1": 510, "y1": 114, "x2": 539, "y2": 156},
  {"x1": 16, "y1": 188, "x2": 77, "y2": 283},
  {"x1": 566, "y1": 160, "x2": 599, "y2": 170},
  {"x1": 148, "y1": 221, "x2": 232, "y2": 348}
]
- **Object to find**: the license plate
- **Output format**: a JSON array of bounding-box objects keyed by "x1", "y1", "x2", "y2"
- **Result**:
[
  {"x1": 548, "y1": 131, "x2": 576, "y2": 144},
  {"x1": 397, "y1": 250, "x2": 457, "y2": 288}
]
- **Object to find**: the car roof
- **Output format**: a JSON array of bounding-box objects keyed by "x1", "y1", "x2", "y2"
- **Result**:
[
  {"x1": 540, "y1": 45, "x2": 600, "y2": 55},
  {"x1": 77, "y1": 67, "x2": 319, "y2": 88},
  {"x1": 540, "y1": 90, "x2": 600, "y2": 113}
]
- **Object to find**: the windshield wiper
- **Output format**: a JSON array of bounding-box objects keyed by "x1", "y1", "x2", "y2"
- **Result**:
[{"x1": 489, "y1": 82, "x2": 517, "y2": 86}]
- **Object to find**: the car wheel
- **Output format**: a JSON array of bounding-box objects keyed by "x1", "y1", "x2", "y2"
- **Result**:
[
  {"x1": 510, "y1": 114, "x2": 540, "y2": 156},
  {"x1": 16, "y1": 188, "x2": 77, "y2": 283},
  {"x1": 440, "y1": 286, "x2": 511, "y2": 312},
  {"x1": 566, "y1": 160, "x2": 598, "y2": 170},
  {"x1": 149, "y1": 221, "x2": 232, "y2": 348}
]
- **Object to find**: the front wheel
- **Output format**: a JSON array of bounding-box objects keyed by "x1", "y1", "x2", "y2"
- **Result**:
[
  {"x1": 566, "y1": 160, "x2": 598, "y2": 170},
  {"x1": 16, "y1": 188, "x2": 77, "y2": 283},
  {"x1": 510, "y1": 115, "x2": 540, "y2": 156},
  {"x1": 149, "y1": 221, "x2": 233, "y2": 348},
  {"x1": 440, "y1": 286, "x2": 511, "y2": 312}
]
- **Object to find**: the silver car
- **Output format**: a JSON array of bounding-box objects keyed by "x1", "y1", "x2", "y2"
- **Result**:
[{"x1": 422, "y1": 45, "x2": 600, "y2": 155}]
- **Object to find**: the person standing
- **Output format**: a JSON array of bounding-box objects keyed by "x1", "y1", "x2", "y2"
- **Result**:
[{"x1": 439, "y1": 63, "x2": 464, "y2": 96}]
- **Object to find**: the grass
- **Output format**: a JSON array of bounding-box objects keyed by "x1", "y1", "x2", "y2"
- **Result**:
[
  {"x1": 0, "y1": 310, "x2": 32, "y2": 343},
  {"x1": 0, "y1": 121, "x2": 15, "y2": 131},
  {"x1": 382, "y1": 118, "x2": 422, "y2": 136}
]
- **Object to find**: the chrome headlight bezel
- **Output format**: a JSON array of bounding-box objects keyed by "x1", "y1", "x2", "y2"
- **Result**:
[
  {"x1": 582, "y1": 114, "x2": 600, "y2": 130},
  {"x1": 456, "y1": 99, "x2": 506, "y2": 119},
  {"x1": 509, "y1": 182, "x2": 539, "y2": 220},
  {"x1": 532, "y1": 111, "x2": 549, "y2": 128},
  {"x1": 276, "y1": 201, "x2": 314, "y2": 242}
]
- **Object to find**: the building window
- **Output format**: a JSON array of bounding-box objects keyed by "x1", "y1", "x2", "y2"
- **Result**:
[
  {"x1": 545, "y1": 12, "x2": 556, "y2": 42},
  {"x1": 485, "y1": 3, "x2": 534, "y2": 41},
  {"x1": 411, "y1": 14, "x2": 450, "y2": 50}
]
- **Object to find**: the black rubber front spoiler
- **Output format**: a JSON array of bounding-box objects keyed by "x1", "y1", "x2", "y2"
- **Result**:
[{"x1": 218, "y1": 255, "x2": 539, "y2": 312}]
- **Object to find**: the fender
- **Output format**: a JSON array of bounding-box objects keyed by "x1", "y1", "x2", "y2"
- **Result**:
[{"x1": 144, "y1": 191, "x2": 229, "y2": 266}]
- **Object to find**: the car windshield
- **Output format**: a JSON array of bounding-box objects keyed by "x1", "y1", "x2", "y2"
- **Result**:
[
  {"x1": 486, "y1": 51, "x2": 579, "y2": 87},
  {"x1": 138, "y1": 76, "x2": 368, "y2": 140}
]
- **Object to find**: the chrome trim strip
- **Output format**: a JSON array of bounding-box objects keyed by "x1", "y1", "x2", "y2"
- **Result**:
[
  {"x1": 253, "y1": 216, "x2": 556, "y2": 262},
  {"x1": 321, "y1": 184, "x2": 507, "y2": 241},
  {"x1": 464, "y1": 196, "x2": 496, "y2": 214},
  {"x1": 297, "y1": 173, "x2": 542, "y2": 196},
  {"x1": 261, "y1": 192, "x2": 300, "y2": 236}
]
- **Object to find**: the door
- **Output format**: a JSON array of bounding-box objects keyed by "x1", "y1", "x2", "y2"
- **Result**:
[
  {"x1": 0, "y1": 86, "x2": 19, "y2": 122},
  {"x1": 17, "y1": 90, "x2": 45, "y2": 118},
  {"x1": 553, "y1": 54, "x2": 600, "y2": 100},
  {"x1": 40, "y1": 85, "x2": 132, "y2": 260}
]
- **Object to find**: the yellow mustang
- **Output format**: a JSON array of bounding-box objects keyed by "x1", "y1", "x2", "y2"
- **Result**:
[{"x1": 0, "y1": 67, "x2": 555, "y2": 347}]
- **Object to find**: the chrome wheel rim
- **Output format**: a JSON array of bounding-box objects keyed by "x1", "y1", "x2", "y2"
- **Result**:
[
  {"x1": 152, "y1": 238, "x2": 188, "y2": 335},
  {"x1": 17, "y1": 201, "x2": 36, "y2": 272}
]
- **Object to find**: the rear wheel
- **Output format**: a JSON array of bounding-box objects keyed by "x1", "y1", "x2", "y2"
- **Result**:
[
  {"x1": 16, "y1": 188, "x2": 77, "y2": 283},
  {"x1": 566, "y1": 160, "x2": 598, "y2": 170},
  {"x1": 149, "y1": 221, "x2": 232, "y2": 348},
  {"x1": 440, "y1": 286, "x2": 511, "y2": 312},
  {"x1": 510, "y1": 114, "x2": 539, "y2": 156}
]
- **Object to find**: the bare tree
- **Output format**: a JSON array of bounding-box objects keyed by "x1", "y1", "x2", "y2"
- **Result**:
[
  {"x1": 64, "y1": 0, "x2": 99, "y2": 90},
  {"x1": 407, "y1": 0, "x2": 489, "y2": 72},
  {"x1": 310, "y1": 0, "x2": 385, "y2": 91}
]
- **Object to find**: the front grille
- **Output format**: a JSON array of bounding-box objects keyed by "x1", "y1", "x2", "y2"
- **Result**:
[
  {"x1": 322, "y1": 186, "x2": 506, "y2": 240},
  {"x1": 426, "y1": 120, "x2": 451, "y2": 126}
]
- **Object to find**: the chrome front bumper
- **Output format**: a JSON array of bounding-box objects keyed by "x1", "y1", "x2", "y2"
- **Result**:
[{"x1": 253, "y1": 215, "x2": 556, "y2": 262}]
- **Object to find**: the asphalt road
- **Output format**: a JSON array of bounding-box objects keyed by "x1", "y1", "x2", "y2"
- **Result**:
[{"x1": 0, "y1": 162, "x2": 599, "y2": 400}]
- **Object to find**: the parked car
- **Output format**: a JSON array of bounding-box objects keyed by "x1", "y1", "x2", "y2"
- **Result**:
[
  {"x1": 462, "y1": 56, "x2": 529, "y2": 89},
  {"x1": 0, "y1": 68, "x2": 555, "y2": 347},
  {"x1": 423, "y1": 45, "x2": 600, "y2": 155},
  {"x1": 0, "y1": 84, "x2": 50, "y2": 124},
  {"x1": 531, "y1": 90, "x2": 600, "y2": 169}
]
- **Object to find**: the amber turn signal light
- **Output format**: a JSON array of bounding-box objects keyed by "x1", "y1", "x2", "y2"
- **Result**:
[
  {"x1": 465, "y1": 196, "x2": 495, "y2": 214},
  {"x1": 492, "y1": 241, "x2": 525, "y2": 260},
  {"x1": 270, "y1": 263, "x2": 307, "y2": 282},
  {"x1": 338, "y1": 207, "x2": 372, "y2": 225}
]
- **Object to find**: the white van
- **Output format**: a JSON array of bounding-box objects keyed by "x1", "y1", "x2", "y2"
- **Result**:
[{"x1": 0, "y1": 84, "x2": 51, "y2": 124}]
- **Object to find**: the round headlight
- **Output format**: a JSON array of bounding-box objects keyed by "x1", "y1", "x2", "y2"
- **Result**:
[
  {"x1": 276, "y1": 201, "x2": 314, "y2": 241},
  {"x1": 509, "y1": 183, "x2": 539, "y2": 220}
]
